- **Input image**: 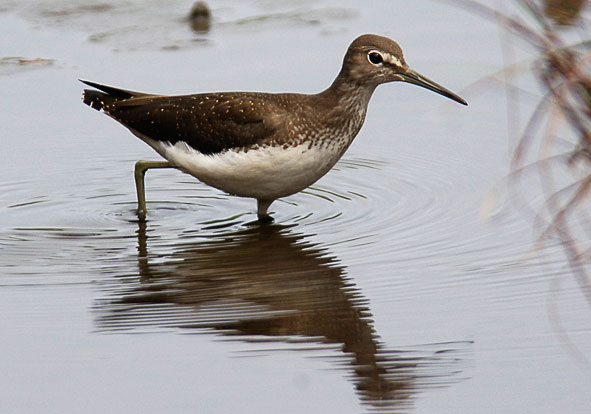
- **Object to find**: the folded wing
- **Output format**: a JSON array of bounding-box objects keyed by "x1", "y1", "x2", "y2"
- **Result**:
[{"x1": 81, "y1": 80, "x2": 286, "y2": 155}]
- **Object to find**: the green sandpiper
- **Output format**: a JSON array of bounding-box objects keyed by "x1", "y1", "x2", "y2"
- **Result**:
[{"x1": 81, "y1": 34, "x2": 467, "y2": 222}]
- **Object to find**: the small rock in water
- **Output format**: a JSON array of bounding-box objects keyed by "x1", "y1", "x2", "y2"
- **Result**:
[{"x1": 189, "y1": 1, "x2": 211, "y2": 33}]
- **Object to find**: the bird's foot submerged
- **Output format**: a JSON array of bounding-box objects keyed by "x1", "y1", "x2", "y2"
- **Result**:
[
  {"x1": 257, "y1": 199, "x2": 274, "y2": 224},
  {"x1": 257, "y1": 214, "x2": 274, "y2": 224},
  {"x1": 134, "y1": 160, "x2": 176, "y2": 221}
]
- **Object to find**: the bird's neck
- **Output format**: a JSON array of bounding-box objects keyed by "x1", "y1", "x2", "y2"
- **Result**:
[
  {"x1": 322, "y1": 69, "x2": 377, "y2": 111},
  {"x1": 313, "y1": 71, "x2": 377, "y2": 144},
  {"x1": 320, "y1": 62, "x2": 377, "y2": 122}
]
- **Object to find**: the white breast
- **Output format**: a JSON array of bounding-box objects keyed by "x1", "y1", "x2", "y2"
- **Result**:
[{"x1": 145, "y1": 137, "x2": 348, "y2": 200}]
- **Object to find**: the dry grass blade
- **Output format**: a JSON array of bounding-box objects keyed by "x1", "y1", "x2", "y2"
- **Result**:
[{"x1": 444, "y1": 0, "x2": 591, "y2": 310}]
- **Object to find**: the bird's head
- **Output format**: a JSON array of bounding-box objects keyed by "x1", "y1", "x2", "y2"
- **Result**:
[{"x1": 342, "y1": 34, "x2": 467, "y2": 106}]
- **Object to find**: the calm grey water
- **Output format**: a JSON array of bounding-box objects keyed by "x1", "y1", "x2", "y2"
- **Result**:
[{"x1": 1, "y1": 1, "x2": 590, "y2": 413}]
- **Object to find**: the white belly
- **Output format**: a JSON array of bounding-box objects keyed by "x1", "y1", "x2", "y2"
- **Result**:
[{"x1": 144, "y1": 138, "x2": 347, "y2": 200}]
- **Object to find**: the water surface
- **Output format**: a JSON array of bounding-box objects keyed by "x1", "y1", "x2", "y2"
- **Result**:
[{"x1": 1, "y1": 1, "x2": 590, "y2": 413}]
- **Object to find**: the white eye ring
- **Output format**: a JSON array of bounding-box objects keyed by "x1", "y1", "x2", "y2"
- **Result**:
[{"x1": 367, "y1": 50, "x2": 384, "y2": 65}]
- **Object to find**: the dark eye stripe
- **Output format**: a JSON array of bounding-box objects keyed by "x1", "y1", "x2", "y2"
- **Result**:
[{"x1": 368, "y1": 52, "x2": 383, "y2": 65}]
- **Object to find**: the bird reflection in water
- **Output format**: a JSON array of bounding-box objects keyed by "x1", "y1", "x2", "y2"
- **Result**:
[{"x1": 97, "y1": 222, "x2": 469, "y2": 412}]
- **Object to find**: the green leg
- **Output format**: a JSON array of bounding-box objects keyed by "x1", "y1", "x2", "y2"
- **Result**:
[
  {"x1": 134, "y1": 160, "x2": 175, "y2": 221},
  {"x1": 256, "y1": 199, "x2": 274, "y2": 224}
]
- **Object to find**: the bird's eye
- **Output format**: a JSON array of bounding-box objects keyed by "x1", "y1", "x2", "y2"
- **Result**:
[{"x1": 368, "y1": 51, "x2": 383, "y2": 65}]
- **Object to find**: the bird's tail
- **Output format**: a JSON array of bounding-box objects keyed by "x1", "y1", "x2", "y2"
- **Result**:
[{"x1": 80, "y1": 79, "x2": 145, "y2": 111}]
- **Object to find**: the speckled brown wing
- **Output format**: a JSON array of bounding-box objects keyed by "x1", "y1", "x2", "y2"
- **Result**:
[{"x1": 81, "y1": 80, "x2": 286, "y2": 155}]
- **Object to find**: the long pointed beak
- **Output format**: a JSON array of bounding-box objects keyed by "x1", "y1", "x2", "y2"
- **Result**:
[{"x1": 401, "y1": 69, "x2": 467, "y2": 106}]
